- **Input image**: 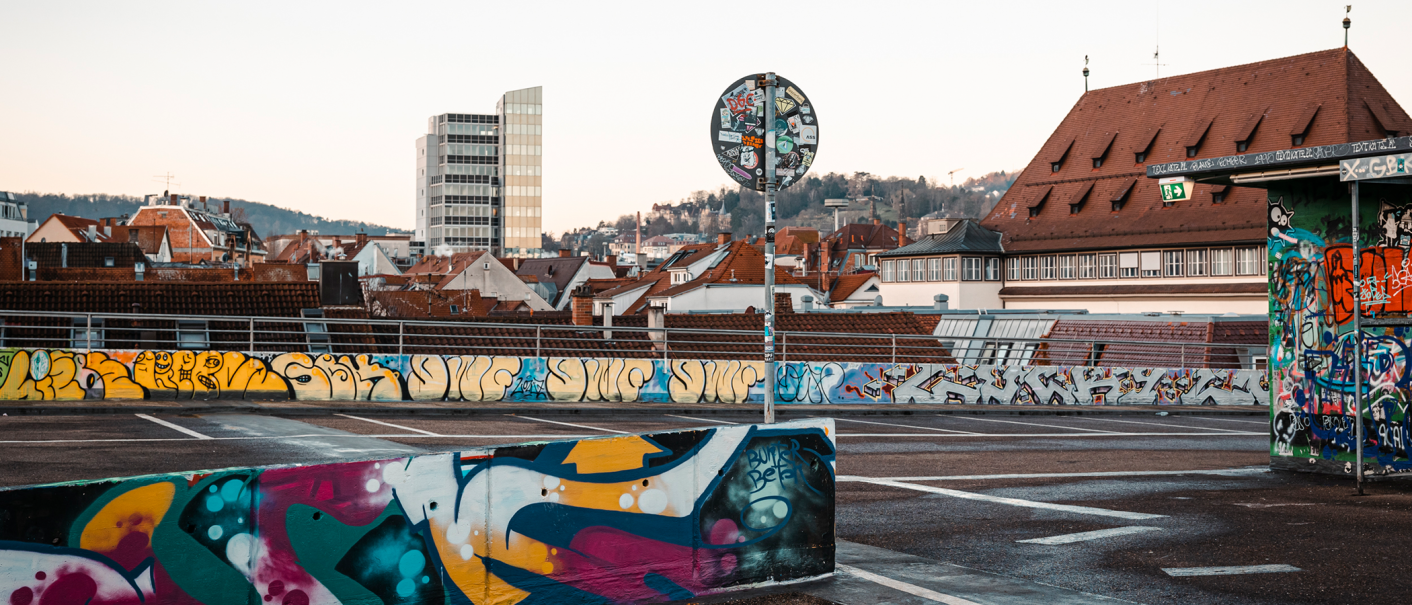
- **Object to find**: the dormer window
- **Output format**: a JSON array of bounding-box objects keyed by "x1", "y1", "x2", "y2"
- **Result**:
[
  {"x1": 1233, "y1": 107, "x2": 1267, "y2": 154},
  {"x1": 1134, "y1": 152, "x2": 1146, "y2": 163},
  {"x1": 1047, "y1": 139, "x2": 1074, "y2": 174},
  {"x1": 1291, "y1": 102, "x2": 1320, "y2": 147},
  {"x1": 1089, "y1": 131, "x2": 1117, "y2": 171},
  {"x1": 1110, "y1": 178, "x2": 1137, "y2": 212},
  {"x1": 1183, "y1": 117, "x2": 1212, "y2": 159},
  {"x1": 1236, "y1": 141, "x2": 1249, "y2": 153}
]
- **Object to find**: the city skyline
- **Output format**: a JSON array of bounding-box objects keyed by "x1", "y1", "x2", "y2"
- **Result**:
[{"x1": 3, "y1": 1, "x2": 1411, "y2": 236}]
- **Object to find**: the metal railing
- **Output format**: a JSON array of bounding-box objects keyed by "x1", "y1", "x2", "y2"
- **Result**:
[{"x1": 0, "y1": 310, "x2": 1267, "y2": 368}]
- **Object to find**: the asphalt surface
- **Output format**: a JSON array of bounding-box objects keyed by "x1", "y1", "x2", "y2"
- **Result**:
[{"x1": 2, "y1": 407, "x2": 1404, "y2": 604}]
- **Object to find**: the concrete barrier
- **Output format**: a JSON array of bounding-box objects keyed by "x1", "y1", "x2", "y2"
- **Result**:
[
  {"x1": 0, "y1": 419, "x2": 836, "y2": 604},
  {"x1": 0, "y1": 348, "x2": 1266, "y2": 405}
]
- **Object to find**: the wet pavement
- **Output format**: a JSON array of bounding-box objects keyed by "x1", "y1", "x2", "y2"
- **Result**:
[{"x1": 2, "y1": 407, "x2": 1402, "y2": 604}]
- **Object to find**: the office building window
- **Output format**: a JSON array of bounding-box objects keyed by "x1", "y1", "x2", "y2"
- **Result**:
[
  {"x1": 962, "y1": 257, "x2": 983, "y2": 281},
  {"x1": 1164, "y1": 250, "x2": 1185, "y2": 277},
  {"x1": 1058, "y1": 255, "x2": 1076, "y2": 279},
  {"x1": 985, "y1": 257, "x2": 1001, "y2": 281},
  {"x1": 913, "y1": 259, "x2": 926, "y2": 282},
  {"x1": 1119, "y1": 252, "x2": 1139, "y2": 278},
  {"x1": 898, "y1": 259, "x2": 910, "y2": 282},
  {"x1": 1023, "y1": 256, "x2": 1038, "y2": 280},
  {"x1": 1007, "y1": 257, "x2": 1021, "y2": 281},
  {"x1": 882, "y1": 260, "x2": 894, "y2": 282},
  {"x1": 943, "y1": 257, "x2": 957, "y2": 281},
  {"x1": 1187, "y1": 249, "x2": 1209, "y2": 276},
  {"x1": 1078, "y1": 254, "x2": 1097, "y2": 279},
  {"x1": 1236, "y1": 246, "x2": 1264, "y2": 275},
  {"x1": 1099, "y1": 253, "x2": 1117, "y2": 278},
  {"x1": 1211, "y1": 248, "x2": 1233, "y2": 276},
  {"x1": 1039, "y1": 256, "x2": 1056, "y2": 280},
  {"x1": 927, "y1": 258, "x2": 941, "y2": 281}
]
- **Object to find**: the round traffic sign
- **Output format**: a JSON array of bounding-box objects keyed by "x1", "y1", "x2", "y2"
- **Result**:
[{"x1": 710, "y1": 73, "x2": 818, "y2": 192}]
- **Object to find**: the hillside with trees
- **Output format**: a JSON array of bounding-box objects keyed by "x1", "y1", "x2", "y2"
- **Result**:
[
  {"x1": 13, "y1": 192, "x2": 405, "y2": 238},
  {"x1": 558, "y1": 170, "x2": 1016, "y2": 251}
]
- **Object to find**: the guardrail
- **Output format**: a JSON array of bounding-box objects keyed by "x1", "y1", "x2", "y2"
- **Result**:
[{"x1": 0, "y1": 310, "x2": 1266, "y2": 369}]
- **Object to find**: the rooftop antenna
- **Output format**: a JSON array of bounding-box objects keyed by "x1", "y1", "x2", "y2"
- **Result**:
[
  {"x1": 1344, "y1": 5, "x2": 1352, "y2": 47},
  {"x1": 1147, "y1": 1, "x2": 1167, "y2": 78},
  {"x1": 1083, "y1": 55, "x2": 1090, "y2": 92},
  {"x1": 152, "y1": 172, "x2": 180, "y2": 192},
  {"x1": 948, "y1": 168, "x2": 965, "y2": 187}
]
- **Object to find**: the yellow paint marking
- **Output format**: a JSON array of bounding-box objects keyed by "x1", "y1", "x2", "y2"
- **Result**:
[{"x1": 561, "y1": 436, "x2": 665, "y2": 473}]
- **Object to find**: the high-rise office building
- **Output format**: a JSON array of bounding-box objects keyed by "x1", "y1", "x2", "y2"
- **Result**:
[{"x1": 415, "y1": 86, "x2": 542, "y2": 258}]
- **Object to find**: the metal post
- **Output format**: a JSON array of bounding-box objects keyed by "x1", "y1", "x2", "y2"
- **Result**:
[
  {"x1": 85, "y1": 314, "x2": 92, "y2": 353},
  {"x1": 535, "y1": 326, "x2": 542, "y2": 359},
  {"x1": 398, "y1": 321, "x2": 405, "y2": 357},
  {"x1": 1352, "y1": 181, "x2": 1365, "y2": 495},
  {"x1": 248, "y1": 317, "x2": 255, "y2": 354},
  {"x1": 782, "y1": 332, "x2": 788, "y2": 362},
  {"x1": 891, "y1": 334, "x2": 897, "y2": 365},
  {"x1": 763, "y1": 71, "x2": 778, "y2": 425},
  {"x1": 662, "y1": 328, "x2": 669, "y2": 362},
  {"x1": 1180, "y1": 343, "x2": 1186, "y2": 367}
]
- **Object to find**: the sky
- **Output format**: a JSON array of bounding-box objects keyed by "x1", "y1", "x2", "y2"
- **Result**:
[{"x1": 3, "y1": 1, "x2": 1409, "y2": 236}]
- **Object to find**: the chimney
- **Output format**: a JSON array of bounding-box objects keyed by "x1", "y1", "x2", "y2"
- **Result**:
[
  {"x1": 356, "y1": 230, "x2": 368, "y2": 248},
  {"x1": 200, "y1": 196, "x2": 207, "y2": 211},
  {"x1": 822, "y1": 243, "x2": 831, "y2": 276},
  {"x1": 570, "y1": 284, "x2": 594, "y2": 326},
  {"x1": 647, "y1": 305, "x2": 666, "y2": 351},
  {"x1": 873, "y1": 218, "x2": 881, "y2": 226},
  {"x1": 606, "y1": 254, "x2": 616, "y2": 267},
  {"x1": 775, "y1": 292, "x2": 793, "y2": 313},
  {"x1": 602, "y1": 303, "x2": 613, "y2": 340},
  {"x1": 635, "y1": 211, "x2": 642, "y2": 255},
  {"x1": 933, "y1": 294, "x2": 949, "y2": 310},
  {"x1": 897, "y1": 221, "x2": 909, "y2": 247},
  {"x1": 801, "y1": 294, "x2": 813, "y2": 312},
  {"x1": 103, "y1": 224, "x2": 112, "y2": 238},
  {"x1": 170, "y1": 194, "x2": 177, "y2": 205},
  {"x1": 717, "y1": 232, "x2": 731, "y2": 245},
  {"x1": 87, "y1": 224, "x2": 97, "y2": 241},
  {"x1": 223, "y1": 199, "x2": 231, "y2": 215},
  {"x1": 558, "y1": 249, "x2": 571, "y2": 258}
]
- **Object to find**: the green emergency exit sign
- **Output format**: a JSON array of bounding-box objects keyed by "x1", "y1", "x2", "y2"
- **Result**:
[{"x1": 1159, "y1": 177, "x2": 1193, "y2": 202}]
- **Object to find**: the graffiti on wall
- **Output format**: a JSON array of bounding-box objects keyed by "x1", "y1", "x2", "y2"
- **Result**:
[
  {"x1": 0, "y1": 348, "x2": 1262, "y2": 406},
  {"x1": 0, "y1": 420, "x2": 836, "y2": 604},
  {"x1": 1269, "y1": 183, "x2": 1412, "y2": 476}
]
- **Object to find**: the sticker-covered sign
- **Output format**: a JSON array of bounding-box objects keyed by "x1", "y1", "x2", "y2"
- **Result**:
[{"x1": 710, "y1": 73, "x2": 819, "y2": 192}]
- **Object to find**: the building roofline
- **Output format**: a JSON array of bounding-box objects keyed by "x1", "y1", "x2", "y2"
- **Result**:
[{"x1": 1146, "y1": 135, "x2": 1412, "y2": 181}]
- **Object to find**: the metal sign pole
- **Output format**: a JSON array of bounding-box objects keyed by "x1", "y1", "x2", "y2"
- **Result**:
[
  {"x1": 1352, "y1": 180, "x2": 1364, "y2": 495},
  {"x1": 764, "y1": 71, "x2": 777, "y2": 425}
]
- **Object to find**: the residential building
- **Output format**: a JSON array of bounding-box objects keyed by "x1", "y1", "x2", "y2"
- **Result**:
[
  {"x1": 27, "y1": 214, "x2": 121, "y2": 244},
  {"x1": 270, "y1": 231, "x2": 402, "y2": 277},
  {"x1": 415, "y1": 86, "x2": 543, "y2": 258},
  {"x1": 266, "y1": 232, "x2": 414, "y2": 269},
  {"x1": 809, "y1": 221, "x2": 899, "y2": 277},
  {"x1": 641, "y1": 235, "x2": 675, "y2": 261},
  {"x1": 515, "y1": 253, "x2": 617, "y2": 310},
  {"x1": 593, "y1": 235, "x2": 822, "y2": 316},
  {"x1": 875, "y1": 220, "x2": 1005, "y2": 308},
  {"x1": 826, "y1": 272, "x2": 882, "y2": 308},
  {"x1": 980, "y1": 48, "x2": 1405, "y2": 314},
  {"x1": 126, "y1": 194, "x2": 265, "y2": 264},
  {"x1": 401, "y1": 251, "x2": 553, "y2": 311},
  {"x1": 0, "y1": 192, "x2": 34, "y2": 239}
]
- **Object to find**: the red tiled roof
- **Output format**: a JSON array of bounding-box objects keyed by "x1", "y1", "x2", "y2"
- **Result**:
[
  {"x1": 829, "y1": 272, "x2": 878, "y2": 302},
  {"x1": 1039, "y1": 318, "x2": 1267, "y2": 369},
  {"x1": 41, "y1": 215, "x2": 120, "y2": 243},
  {"x1": 647, "y1": 240, "x2": 812, "y2": 300},
  {"x1": 982, "y1": 48, "x2": 1411, "y2": 253}
]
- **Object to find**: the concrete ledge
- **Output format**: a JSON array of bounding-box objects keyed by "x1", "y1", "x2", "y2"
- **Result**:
[{"x1": 0, "y1": 418, "x2": 838, "y2": 604}]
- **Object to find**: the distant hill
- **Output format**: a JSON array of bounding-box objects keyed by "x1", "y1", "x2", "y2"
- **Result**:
[{"x1": 13, "y1": 192, "x2": 405, "y2": 238}]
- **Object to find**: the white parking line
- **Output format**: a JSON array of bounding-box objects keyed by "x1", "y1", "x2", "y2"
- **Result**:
[
  {"x1": 832, "y1": 417, "x2": 979, "y2": 434},
  {"x1": 842, "y1": 477, "x2": 1167, "y2": 520},
  {"x1": 847, "y1": 467, "x2": 1268, "y2": 481},
  {"x1": 1186, "y1": 416, "x2": 1267, "y2": 425},
  {"x1": 662, "y1": 414, "x2": 737, "y2": 425},
  {"x1": 335, "y1": 414, "x2": 441, "y2": 436},
  {"x1": 833, "y1": 432, "x2": 1263, "y2": 438},
  {"x1": 1017, "y1": 526, "x2": 1162, "y2": 545},
  {"x1": 512, "y1": 416, "x2": 628, "y2": 434},
  {"x1": 944, "y1": 416, "x2": 1120, "y2": 433},
  {"x1": 135, "y1": 414, "x2": 212, "y2": 440},
  {"x1": 1163, "y1": 564, "x2": 1300, "y2": 577},
  {"x1": 1074, "y1": 417, "x2": 1253, "y2": 433},
  {"x1": 836, "y1": 564, "x2": 982, "y2": 605}
]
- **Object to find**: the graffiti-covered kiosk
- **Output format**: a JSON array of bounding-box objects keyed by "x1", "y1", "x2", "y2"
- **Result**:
[{"x1": 1150, "y1": 136, "x2": 1412, "y2": 480}]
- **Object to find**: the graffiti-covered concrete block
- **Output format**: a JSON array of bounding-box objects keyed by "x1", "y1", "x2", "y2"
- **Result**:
[{"x1": 0, "y1": 419, "x2": 836, "y2": 604}]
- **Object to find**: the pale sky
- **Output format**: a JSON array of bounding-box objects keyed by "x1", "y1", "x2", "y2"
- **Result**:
[{"x1": 3, "y1": 1, "x2": 1409, "y2": 235}]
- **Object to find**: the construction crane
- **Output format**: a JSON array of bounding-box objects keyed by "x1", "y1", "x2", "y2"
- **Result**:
[{"x1": 948, "y1": 168, "x2": 964, "y2": 187}]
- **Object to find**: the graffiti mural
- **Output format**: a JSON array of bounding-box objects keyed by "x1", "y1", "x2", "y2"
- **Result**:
[
  {"x1": 0, "y1": 347, "x2": 1261, "y2": 406},
  {"x1": 1269, "y1": 181, "x2": 1412, "y2": 477},
  {"x1": 0, "y1": 420, "x2": 836, "y2": 604},
  {"x1": 0, "y1": 347, "x2": 1260, "y2": 406}
]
